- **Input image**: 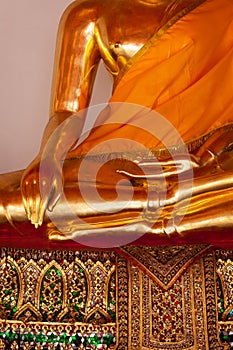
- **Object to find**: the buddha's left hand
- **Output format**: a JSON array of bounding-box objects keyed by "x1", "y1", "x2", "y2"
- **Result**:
[{"x1": 21, "y1": 156, "x2": 63, "y2": 228}]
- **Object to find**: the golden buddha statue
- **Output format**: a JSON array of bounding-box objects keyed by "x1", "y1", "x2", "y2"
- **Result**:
[{"x1": 0, "y1": 0, "x2": 233, "y2": 247}]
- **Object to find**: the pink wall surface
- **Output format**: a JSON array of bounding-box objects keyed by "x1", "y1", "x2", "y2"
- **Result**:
[{"x1": 0, "y1": 0, "x2": 112, "y2": 173}]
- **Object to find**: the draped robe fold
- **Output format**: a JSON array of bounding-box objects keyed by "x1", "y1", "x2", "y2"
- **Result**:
[{"x1": 74, "y1": 0, "x2": 233, "y2": 157}]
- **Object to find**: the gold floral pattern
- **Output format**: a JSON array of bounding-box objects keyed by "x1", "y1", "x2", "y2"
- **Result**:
[
  {"x1": 119, "y1": 244, "x2": 210, "y2": 288},
  {"x1": 0, "y1": 257, "x2": 22, "y2": 320},
  {"x1": 0, "y1": 248, "x2": 117, "y2": 349},
  {"x1": 0, "y1": 247, "x2": 233, "y2": 349}
]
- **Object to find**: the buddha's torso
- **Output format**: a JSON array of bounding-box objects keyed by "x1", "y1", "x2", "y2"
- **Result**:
[{"x1": 101, "y1": 0, "x2": 190, "y2": 67}]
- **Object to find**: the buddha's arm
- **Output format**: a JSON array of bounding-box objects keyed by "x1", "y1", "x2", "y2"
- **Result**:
[{"x1": 20, "y1": 0, "x2": 117, "y2": 228}]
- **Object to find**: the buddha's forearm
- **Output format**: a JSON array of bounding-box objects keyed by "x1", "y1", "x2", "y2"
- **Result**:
[{"x1": 37, "y1": 112, "x2": 84, "y2": 162}]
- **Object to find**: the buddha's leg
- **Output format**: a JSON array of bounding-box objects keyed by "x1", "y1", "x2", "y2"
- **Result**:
[
  {"x1": 46, "y1": 157, "x2": 147, "y2": 244},
  {"x1": 0, "y1": 158, "x2": 147, "y2": 230},
  {"x1": 0, "y1": 170, "x2": 27, "y2": 225},
  {"x1": 153, "y1": 185, "x2": 233, "y2": 246},
  {"x1": 47, "y1": 167, "x2": 233, "y2": 242},
  {"x1": 0, "y1": 156, "x2": 232, "y2": 244},
  {"x1": 174, "y1": 186, "x2": 233, "y2": 232}
]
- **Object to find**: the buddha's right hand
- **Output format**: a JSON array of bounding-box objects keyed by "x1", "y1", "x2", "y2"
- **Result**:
[{"x1": 21, "y1": 156, "x2": 63, "y2": 228}]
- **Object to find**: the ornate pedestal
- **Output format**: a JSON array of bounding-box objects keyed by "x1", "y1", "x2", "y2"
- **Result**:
[{"x1": 0, "y1": 246, "x2": 232, "y2": 349}]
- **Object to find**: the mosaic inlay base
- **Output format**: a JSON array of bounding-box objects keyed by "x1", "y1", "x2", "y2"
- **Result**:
[{"x1": 0, "y1": 247, "x2": 232, "y2": 349}]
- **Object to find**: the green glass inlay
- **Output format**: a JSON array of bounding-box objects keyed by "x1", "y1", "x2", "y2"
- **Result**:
[
  {"x1": 39, "y1": 265, "x2": 63, "y2": 321},
  {"x1": 0, "y1": 330, "x2": 116, "y2": 348},
  {"x1": 5, "y1": 329, "x2": 16, "y2": 343},
  {"x1": 36, "y1": 331, "x2": 47, "y2": 343},
  {"x1": 107, "y1": 272, "x2": 116, "y2": 321}
]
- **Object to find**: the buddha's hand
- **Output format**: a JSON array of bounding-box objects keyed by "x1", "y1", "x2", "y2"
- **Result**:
[{"x1": 21, "y1": 156, "x2": 63, "y2": 228}]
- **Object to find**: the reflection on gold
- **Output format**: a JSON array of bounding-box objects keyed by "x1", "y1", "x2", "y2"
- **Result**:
[{"x1": 0, "y1": 0, "x2": 233, "y2": 245}]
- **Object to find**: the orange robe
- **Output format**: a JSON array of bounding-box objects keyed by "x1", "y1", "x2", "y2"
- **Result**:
[{"x1": 76, "y1": 0, "x2": 233, "y2": 156}]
